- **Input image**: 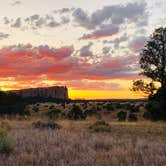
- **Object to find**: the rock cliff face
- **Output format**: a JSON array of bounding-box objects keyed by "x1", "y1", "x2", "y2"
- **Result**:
[{"x1": 12, "y1": 86, "x2": 68, "y2": 100}]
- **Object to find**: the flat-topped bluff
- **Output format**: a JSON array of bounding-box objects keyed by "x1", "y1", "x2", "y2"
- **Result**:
[{"x1": 11, "y1": 86, "x2": 68, "y2": 100}]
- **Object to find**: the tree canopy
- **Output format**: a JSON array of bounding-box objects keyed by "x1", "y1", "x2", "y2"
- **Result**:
[{"x1": 140, "y1": 27, "x2": 166, "y2": 88}]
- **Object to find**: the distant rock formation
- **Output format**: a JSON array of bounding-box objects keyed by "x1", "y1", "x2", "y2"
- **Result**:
[{"x1": 12, "y1": 86, "x2": 68, "y2": 100}]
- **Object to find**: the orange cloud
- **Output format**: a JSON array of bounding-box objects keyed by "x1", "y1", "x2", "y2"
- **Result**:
[{"x1": 0, "y1": 44, "x2": 142, "y2": 98}]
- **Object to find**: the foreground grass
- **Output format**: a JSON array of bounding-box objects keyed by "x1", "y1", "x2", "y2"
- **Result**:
[{"x1": 0, "y1": 120, "x2": 165, "y2": 166}]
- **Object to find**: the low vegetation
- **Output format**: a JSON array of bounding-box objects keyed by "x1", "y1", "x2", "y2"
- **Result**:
[
  {"x1": 0, "y1": 128, "x2": 15, "y2": 155},
  {"x1": 0, "y1": 120, "x2": 165, "y2": 166}
]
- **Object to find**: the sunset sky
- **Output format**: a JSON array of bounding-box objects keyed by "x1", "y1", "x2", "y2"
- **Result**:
[{"x1": 0, "y1": 0, "x2": 165, "y2": 99}]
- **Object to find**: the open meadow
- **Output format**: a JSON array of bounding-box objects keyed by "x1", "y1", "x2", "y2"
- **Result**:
[{"x1": 0, "y1": 101, "x2": 166, "y2": 166}]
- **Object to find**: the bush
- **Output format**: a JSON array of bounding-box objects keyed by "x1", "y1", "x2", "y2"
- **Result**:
[
  {"x1": 47, "y1": 108, "x2": 61, "y2": 119},
  {"x1": 32, "y1": 121, "x2": 61, "y2": 130},
  {"x1": 145, "y1": 100, "x2": 162, "y2": 121},
  {"x1": 117, "y1": 111, "x2": 127, "y2": 121},
  {"x1": 0, "y1": 121, "x2": 11, "y2": 131},
  {"x1": 49, "y1": 105, "x2": 54, "y2": 109},
  {"x1": 0, "y1": 128, "x2": 15, "y2": 155},
  {"x1": 67, "y1": 105, "x2": 86, "y2": 120},
  {"x1": 115, "y1": 103, "x2": 122, "y2": 109},
  {"x1": 103, "y1": 103, "x2": 114, "y2": 112},
  {"x1": 129, "y1": 105, "x2": 140, "y2": 113},
  {"x1": 92, "y1": 125, "x2": 111, "y2": 132},
  {"x1": 89, "y1": 120, "x2": 111, "y2": 132},
  {"x1": 144, "y1": 87, "x2": 166, "y2": 121},
  {"x1": 84, "y1": 107, "x2": 98, "y2": 117},
  {"x1": 128, "y1": 113, "x2": 138, "y2": 122},
  {"x1": 32, "y1": 106, "x2": 39, "y2": 112}
]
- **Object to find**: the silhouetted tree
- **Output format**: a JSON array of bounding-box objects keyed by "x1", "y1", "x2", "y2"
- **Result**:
[
  {"x1": 140, "y1": 27, "x2": 166, "y2": 88},
  {"x1": 131, "y1": 27, "x2": 166, "y2": 120}
]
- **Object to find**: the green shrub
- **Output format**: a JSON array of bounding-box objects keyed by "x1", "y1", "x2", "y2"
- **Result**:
[
  {"x1": 0, "y1": 128, "x2": 15, "y2": 155},
  {"x1": 128, "y1": 113, "x2": 138, "y2": 122},
  {"x1": 84, "y1": 107, "x2": 98, "y2": 117},
  {"x1": 47, "y1": 108, "x2": 61, "y2": 119},
  {"x1": 145, "y1": 100, "x2": 161, "y2": 121},
  {"x1": 67, "y1": 105, "x2": 86, "y2": 120},
  {"x1": 49, "y1": 105, "x2": 54, "y2": 109},
  {"x1": 103, "y1": 104, "x2": 114, "y2": 112},
  {"x1": 89, "y1": 120, "x2": 111, "y2": 132},
  {"x1": 115, "y1": 103, "x2": 122, "y2": 109},
  {"x1": 117, "y1": 111, "x2": 127, "y2": 121},
  {"x1": 0, "y1": 128, "x2": 7, "y2": 137},
  {"x1": 32, "y1": 106, "x2": 39, "y2": 112},
  {"x1": 0, "y1": 121, "x2": 11, "y2": 131},
  {"x1": 129, "y1": 105, "x2": 140, "y2": 113},
  {"x1": 92, "y1": 125, "x2": 111, "y2": 132}
]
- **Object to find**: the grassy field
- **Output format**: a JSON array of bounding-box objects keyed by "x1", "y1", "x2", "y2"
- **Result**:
[{"x1": 0, "y1": 101, "x2": 166, "y2": 166}]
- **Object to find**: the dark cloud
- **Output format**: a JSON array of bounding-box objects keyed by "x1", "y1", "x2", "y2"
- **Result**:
[
  {"x1": 0, "y1": 32, "x2": 10, "y2": 40},
  {"x1": 129, "y1": 36, "x2": 147, "y2": 52},
  {"x1": 103, "y1": 33, "x2": 128, "y2": 49},
  {"x1": 73, "y1": 2, "x2": 147, "y2": 30},
  {"x1": 11, "y1": 0, "x2": 21, "y2": 6},
  {"x1": 3, "y1": 17, "x2": 10, "y2": 24},
  {"x1": 54, "y1": 8, "x2": 75, "y2": 14},
  {"x1": 6, "y1": 13, "x2": 70, "y2": 29},
  {"x1": 80, "y1": 24, "x2": 119, "y2": 40},
  {"x1": 102, "y1": 47, "x2": 111, "y2": 55},
  {"x1": 11, "y1": 17, "x2": 21, "y2": 28},
  {"x1": 79, "y1": 42, "x2": 93, "y2": 57}
]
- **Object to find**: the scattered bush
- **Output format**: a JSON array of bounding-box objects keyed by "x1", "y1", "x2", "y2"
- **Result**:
[
  {"x1": 103, "y1": 103, "x2": 114, "y2": 112},
  {"x1": 0, "y1": 128, "x2": 15, "y2": 155},
  {"x1": 114, "y1": 103, "x2": 122, "y2": 109},
  {"x1": 67, "y1": 105, "x2": 86, "y2": 120},
  {"x1": 0, "y1": 121, "x2": 11, "y2": 131},
  {"x1": 89, "y1": 120, "x2": 111, "y2": 132},
  {"x1": 117, "y1": 111, "x2": 127, "y2": 121},
  {"x1": 145, "y1": 100, "x2": 164, "y2": 121},
  {"x1": 47, "y1": 108, "x2": 61, "y2": 119},
  {"x1": 61, "y1": 103, "x2": 65, "y2": 109},
  {"x1": 32, "y1": 106, "x2": 39, "y2": 112},
  {"x1": 49, "y1": 105, "x2": 54, "y2": 109},
  {"x1": 84, "y1": 107, "x2": 98, "y2": 117},
  {"x1": 32, "y1": 121, "x2": 61, "y2": 130},
  {"x1": 129, "y1": 105, "x2": 140, "y2": 113},
  {"x1": 128, "y1": 113, "x2": 138, "y2": 122}
]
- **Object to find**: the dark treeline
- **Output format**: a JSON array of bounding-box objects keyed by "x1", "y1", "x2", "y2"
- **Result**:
[
  {"x1": 0, "y1": 91, "x2": 68, "y2": 115},
  {"x1": 0, "y1": 91, "x2": 26, "y2": 115}
]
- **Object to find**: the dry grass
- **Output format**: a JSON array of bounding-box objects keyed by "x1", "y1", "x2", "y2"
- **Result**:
[{"x1": 0, "y1": 120, "x2": 165, "y2": 166}]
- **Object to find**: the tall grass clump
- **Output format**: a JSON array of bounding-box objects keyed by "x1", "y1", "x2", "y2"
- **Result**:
[{"x1": 0, "y1": 128, "x2": 15, "y2": 155}]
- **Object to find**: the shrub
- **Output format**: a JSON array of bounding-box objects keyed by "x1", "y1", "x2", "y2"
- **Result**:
[
  {"x1": 32, "y1": 106, "x2": 39, "y2": 112},
  {"x1": 47, "y1": 108, "x2": 61, "y2": 119},
  {"x1": 92, "y1": 125, "x2": 111, "y2": 132},
  {"x1": 23, "y1": 106, "x2": 31, "y2": 116},
  {"x1": 67, "y1": 105, "x2": 86, "y2": 120},
  {"x1": 145, "y1": 100, "x2": 163, "y2": 121},
  {"x1": 117, "y1": 111, "x2": 127, "y2": 121},
  {"x1": 129, "y1": 105, "x2": 140, "y2": 113},
  {"x1": 115, "y1": 103, "x2": 122, "y2": 109},
  {"x1": 32, "y1": 121, "x2": 61, "y2": 130},
  {"x1": 89, "y1": 120, "x2": 111, "y2": 132},
  {"x1": 0, "y1": 128, "x2": 15, "y2": 155},
  {"x1": 0, "y1": 121, "x2": 11, "y2": 131},
  {"x1": 49, "y1": 105, "x2": 54, "y2": 109},
  {"x1": 103, "y1": 103, "x2": 114, "y2": 112},
  {"x1": 61, "y1": 103, "x2": 65, "y2": 109},
  {"x1": 128, "y1": 113, "x2": 138, "y2": 122},
  {"x1": 84, "y1": 107, "x2": 98, "y2": 117}
]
